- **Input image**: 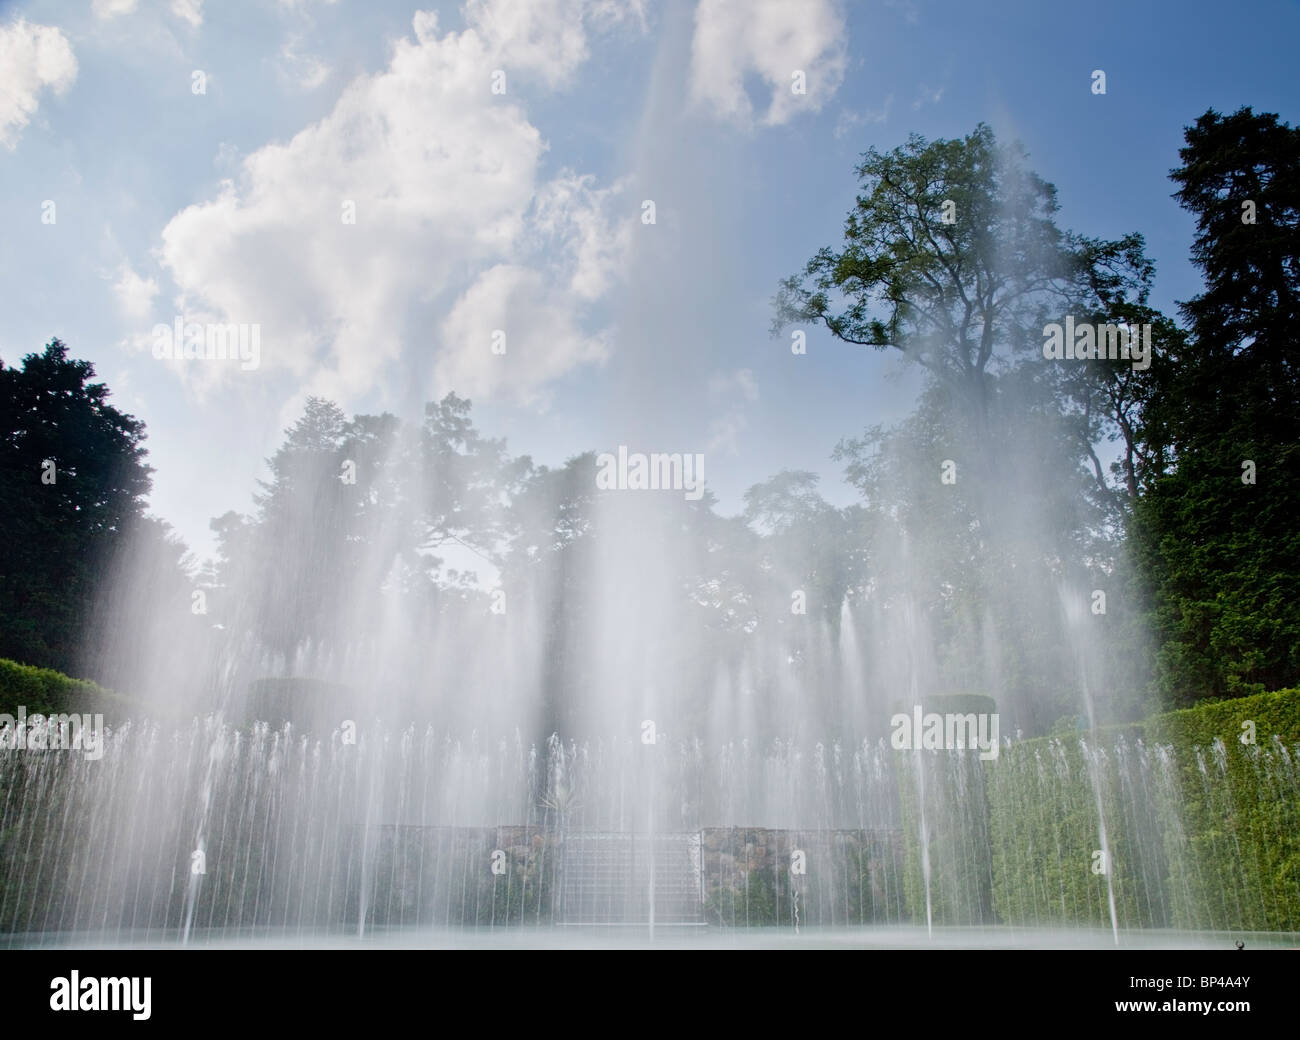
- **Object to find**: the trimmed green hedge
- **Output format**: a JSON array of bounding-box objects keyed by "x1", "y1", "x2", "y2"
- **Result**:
[
  {"x1": 1147, "y1": 689, "x2": 1300, "y2": 932},
  {"x1": 980, "y1": 689, "x2": 1300, "y2": 932},
  {"x1": 985, "y1": 724, "x2": 1171, "y2": 930},
  {"x1": 0, "y1": 658, "x2": 135, "y2": 721}
]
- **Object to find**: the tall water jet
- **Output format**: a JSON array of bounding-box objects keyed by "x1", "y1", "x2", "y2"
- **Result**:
[{"x1": 1060, "y1": 584, "x2": 1121, "y2": 946}]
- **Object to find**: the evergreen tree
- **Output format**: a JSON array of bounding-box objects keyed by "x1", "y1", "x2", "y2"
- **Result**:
[
  {"x1": 1136, "y1": 107, "x2": 1300, "y2": 702},
  {"x1": 0, "y1": 340, "x2": 152, "y2": 674}
]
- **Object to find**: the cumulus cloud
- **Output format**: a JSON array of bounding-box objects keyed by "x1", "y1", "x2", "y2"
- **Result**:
[
  {"x1": 112, "y1": 263, "x2": 160, "y2": 320},
  {"x1": 529, "y1": 172, "x2": 634, "y2": 301},
  {"x1": 465, "y1": 0, "x2": 647, "y2": 87},
  {"x1": 464, "y1": 0, "x2": 590, "y2": 87},
  {"x1": 0, "y1": 20, "x2": 77, "y2": 149},
  {"x1": 154, "y1": 3, "x2": 633, "y2": 404},
  {"x1": 689, "y1": 0, "x2": 846, "y2": 127},
  {"x1": 435, "y1": 264, "x2": 608, "y2": 406}
]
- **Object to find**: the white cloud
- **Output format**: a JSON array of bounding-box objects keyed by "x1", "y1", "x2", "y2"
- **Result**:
[
  {"x1": 112, "y1": 263, "x2": 160, "y2": 319},
  {"x1": 170, "y1": 0, "x2": 204, "y2": 28},
  {"x1": 465, "y1": 0, "x2": 590, "y2": 88},
  {"x1": 92, "y1": 0, "x2": 139, "y2": 18},
  {"x1": 435, "y1": 264, "x2": 608, "y2": 406},
  {"x1": 690, "y1": 0, "x2": 846, "y2": 127},
  {"x1": 834, "y1": 93, "x2": 892, "y2": 139},
  {"x1": 154, "y1": 5, "x2": 628, "y2": 404},
  {"x1": 464, "y1": 0, "x2": 647, "y2": 87},
  {"x1": 0, "y1": 20, "x2": 77, "y2": 149},
  {"x1": 530, "y1": 171, "x2": 633, "y2": 301},
  {"x1": 279, "y1": 36, "x2": 330, "y2": 89}
]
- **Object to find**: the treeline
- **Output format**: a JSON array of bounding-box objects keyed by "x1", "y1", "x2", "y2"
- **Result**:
[
  {"x1": 774, "y1": 105, "x2": 1299, "y2": 709},
  {"x1": 0, "y1": 106, "x2": 1295, "y2": 732}
]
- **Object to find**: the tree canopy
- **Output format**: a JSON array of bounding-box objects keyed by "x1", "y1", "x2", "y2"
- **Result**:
[{"x1": 0, "y1": 340, "x2": 154, "y2": 674}]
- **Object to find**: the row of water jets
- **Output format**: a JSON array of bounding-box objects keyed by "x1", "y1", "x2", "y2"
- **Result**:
[
  {"x1": 0, "y1": 720, "x2": 905, "y2": 940},
  {"x1": 3, "y1": 711, "x2": 1296, "y2": 941}
]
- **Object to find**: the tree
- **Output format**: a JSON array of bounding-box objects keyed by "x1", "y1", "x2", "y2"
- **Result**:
[
  {"x1": 1135, "y1": 107, "x2": 1300, "y2": 702},
  {"x1": 0, "y1": 340, "x2": 153, "y2": 674},
  {"x1": 210, "y1": 392, "x2": 529, "y2": 713},
  {"x1": 774, "y1": 126, "x2": 1162, "y2": 729},
  {"x1": 774, "y1": 124, "x2": 1153, "y2": 439}
]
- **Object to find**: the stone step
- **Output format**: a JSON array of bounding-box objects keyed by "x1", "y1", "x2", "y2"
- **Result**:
[{"x1": 560, "y1": 833, "x2": 704, "y2": 924}]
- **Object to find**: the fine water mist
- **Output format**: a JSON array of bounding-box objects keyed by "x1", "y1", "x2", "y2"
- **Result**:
[
  {"x1": 3, "y1": 37, "x2": 1297, "y2": 946},
  {"x1": 4, "y1": 371, "x2": 1295, "y2": 945}
]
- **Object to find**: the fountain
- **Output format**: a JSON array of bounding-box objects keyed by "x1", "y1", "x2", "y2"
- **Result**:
[{"x1": 1, "y1": 401, "x2": 1297, "y2": 950}]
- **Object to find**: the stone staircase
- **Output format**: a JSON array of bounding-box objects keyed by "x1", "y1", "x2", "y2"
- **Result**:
[{"x1": 559, "y1": 832, "x2": 703, "y2": 924}]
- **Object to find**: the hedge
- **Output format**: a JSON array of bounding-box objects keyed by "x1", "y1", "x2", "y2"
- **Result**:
[
  {"x1": 1147, "y1": 689, "x2": 1300, "y2": 932},
  {"x1": 975, "y1": 689, "x2": 1300, "y2": 932},
  {"x1": 984, "y1": 724, "x2": 1172, "y2": 930},
  {"x1": 0, "y1": 658, "x2": 136, "y2": 722}
]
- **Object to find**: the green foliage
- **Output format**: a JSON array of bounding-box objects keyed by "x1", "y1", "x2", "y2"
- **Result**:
[
  {"x1": 983, "y1": 690, "x2": 1300, "y2": 932},
  {"x1": 0, "y1": 657, "x2": 134, "y2": 720},
  {"x1": 1147, "y1": 688, "x2": 1300, "y2": 931},
  {"x1": 986, "y1": 724, "x2": 1168, "y2": 930},
  {"x1": 1135, "y1": 108, "x2": 1300, "y2": 704},
  {"x1": 0, "y1": 340, "x2": 154, "y2": 675},
  {"x1": 779, "y1": 124, "x2": 1161, "y2": 733},
  {"x1": 896, "y1": 750, "x2": 995, "y2": 926},
  {"x1": 772, "y1": 121, "x2": 1154, "y2": 451}
]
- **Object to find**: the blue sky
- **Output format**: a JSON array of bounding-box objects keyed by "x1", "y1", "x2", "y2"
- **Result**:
[{"x1": 2, "y1": 0, "x2": 1298, "y2": 557}]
